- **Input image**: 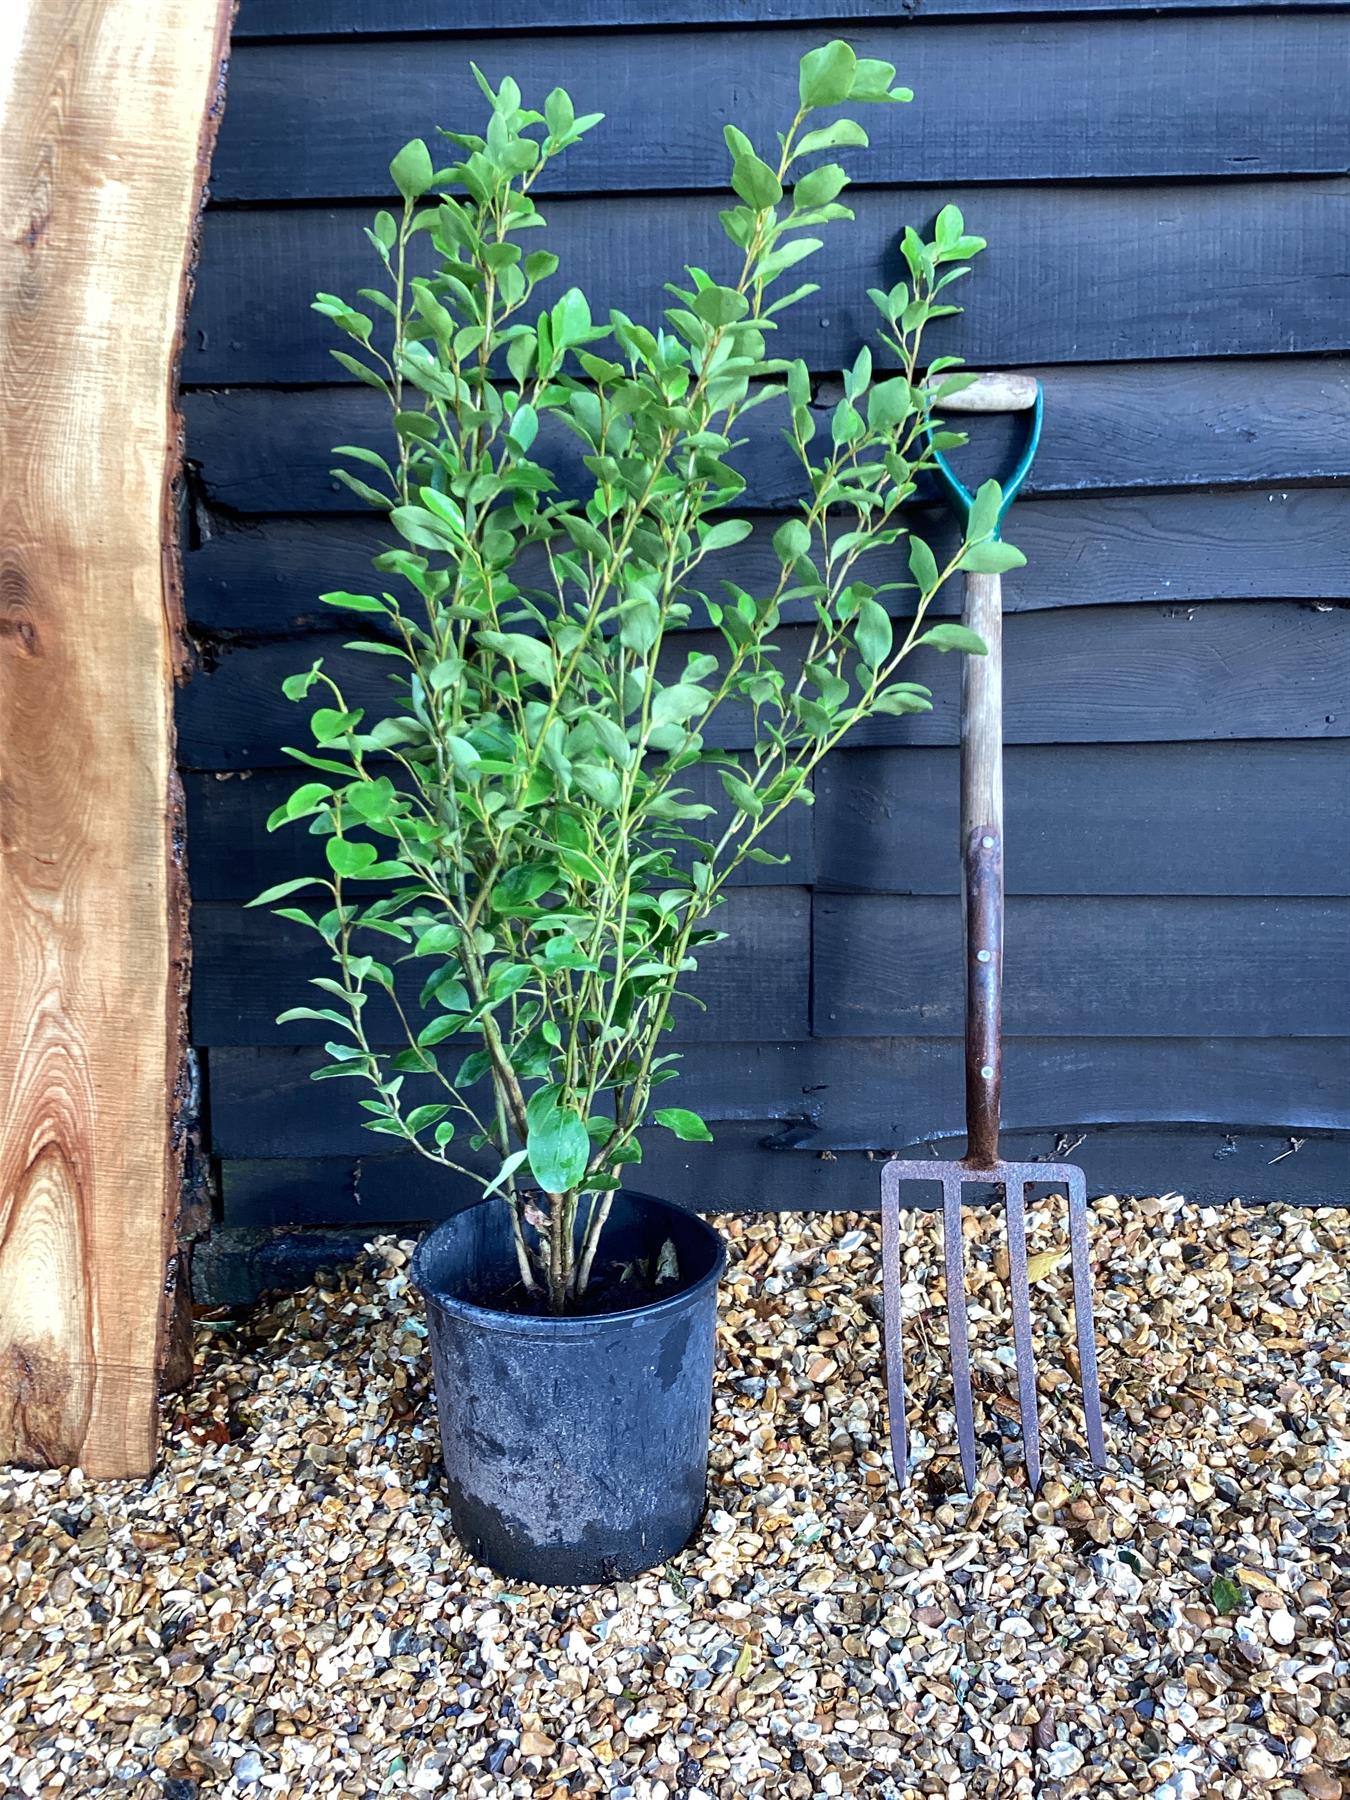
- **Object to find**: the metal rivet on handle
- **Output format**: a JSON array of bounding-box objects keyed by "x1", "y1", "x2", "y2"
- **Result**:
[
  {"x1": 982, "y1": 836, "x2": 995, "y2": 848},
  {"x1": 981, "y1": 1065, "x2": 994, "y2": 1080},
  {"x1": 977, "y1": 949, "x2": 991, "y2": 963}
]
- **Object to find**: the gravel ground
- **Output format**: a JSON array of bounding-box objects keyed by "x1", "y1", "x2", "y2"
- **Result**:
[{"x1": 1, "y1": 1194, "x2": 1347, "y2": 1800}]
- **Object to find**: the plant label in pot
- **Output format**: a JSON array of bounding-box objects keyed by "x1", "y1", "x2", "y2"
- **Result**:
[{"x1": 250, "y1": 42, "x2": 1023, "y2": 1580}]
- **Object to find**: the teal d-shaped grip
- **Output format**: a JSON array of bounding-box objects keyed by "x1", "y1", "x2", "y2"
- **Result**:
[{"x1": 926, "y1": 380, "x2": 1043, "y2": 538}]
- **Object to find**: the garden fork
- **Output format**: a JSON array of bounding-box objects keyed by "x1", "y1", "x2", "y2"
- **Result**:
[{"x1": 880, "y1": 372, "x2": 1106, "y2": 1493}]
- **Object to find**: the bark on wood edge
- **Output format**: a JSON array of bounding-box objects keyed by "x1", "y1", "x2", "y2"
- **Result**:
[{"x1": 159, "y1": 2, "x2": 238, "y2": 1397}]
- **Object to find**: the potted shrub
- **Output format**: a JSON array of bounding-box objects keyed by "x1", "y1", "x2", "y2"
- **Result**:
[{"x1": 251, "y1": 42, "x2": 1025, "y2": 1582}]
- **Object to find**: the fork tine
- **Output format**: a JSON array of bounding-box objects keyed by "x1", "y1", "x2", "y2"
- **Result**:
[
  {"x1": 880, "y1": 1168, "x2": 909, "y2": 1486},
  {"x1": 1003, "y1": 1177, "x2": 1042, "y2": 1490},
  {"x1": 942, "y1": 1174, "x2": 978, "y2": 1494},
  {"x1": 1066, "y1": 1165, "x2": 1107, "y2": 1469}
]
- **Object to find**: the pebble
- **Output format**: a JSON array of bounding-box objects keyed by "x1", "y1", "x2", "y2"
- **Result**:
[
  {"x1": 0, "y1": 1197, "x2": 1346, "y2": 1800},
  {"x1": 1045, "y1": 1744, "x2": 1085, "y2": 1777},
  {"x1": 1302, "y1": 1774, "x2": 1343, "y2": 1800}
]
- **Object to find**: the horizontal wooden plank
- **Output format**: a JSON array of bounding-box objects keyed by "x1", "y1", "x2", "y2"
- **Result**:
[
  {"x1": 176, "y1": 602, "x2": 1350, "y2": 771},
  {"x1": 206, "y1": 1034, "x2": 1349, "y2": 1160},
  {"x1": 813, "y1": 895, "x2": 1349, "y2": 1038},
  {"x1": 213, "y1": 18, "x2": 1350, "y2": 203},
  {"x1": 185, "y1": 487, "x2": 1350, "y2": 637},
  {"x1": 183, "y1": 361, "x2": 1350, "y2": 515},
  {"x1": 815, "y1": 740, "x2": 1350, "y2": 898},
  {"x1": 184, "y1": 758, "x2": 812, "y2": 900},
  {"x1": 186, "y1": 180, "x2": 1350, "y2": 386},
  {"x1": 206, "y1": 1125, "x2": 1350, "y2": 1245},
  {"x1": 190, "y1": 887, "x2": 809, "y2": 1046},
  {"x1": 232, "y1": 0, "x2": 1350, "y2": 35},
  {"x1": 185, "y1": 737, "x2": 1350, "y2": 908}
]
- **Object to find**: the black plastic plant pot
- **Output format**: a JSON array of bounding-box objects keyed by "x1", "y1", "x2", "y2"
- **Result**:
[{"x1": 411, "y1": 1190, "x2": 726, "y2": 1585}]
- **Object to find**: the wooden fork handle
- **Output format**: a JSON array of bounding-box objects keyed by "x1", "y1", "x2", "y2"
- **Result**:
[{"x1": 961, "y1": 570, "x2": 1004, "y2": 1169}]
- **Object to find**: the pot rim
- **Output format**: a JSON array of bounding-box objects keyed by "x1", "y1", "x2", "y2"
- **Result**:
[{"x1": 410, "y1": 1189, "x2": 727, "y2": 1339}]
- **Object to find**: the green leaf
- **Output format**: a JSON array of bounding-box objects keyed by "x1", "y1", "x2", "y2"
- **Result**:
[
  {"x1": 391, "y1": 505, "x2": 460, "y2": 551},
  {"x1": 419, "y1": 488, "x2": 467, "y2": 535},
  {"x1": 908, "y1": 536, "x2": 940, "y2": 595},
  {"x1": 757, "y1": 237, "x2": 823, "y2": 284},
  {"x1": 967, "y1": 478, "x2": 1002, "y2": 545},
  {"x1": 321, "y1": 590, "x2": 388, "y2": 614},
  {"x1": 793, "y1": 120, "x2": 868, "y2": 159},
  {"x1": 653, "y1": 1107, "x2": 714, "y2": 1143},
  {"x1": 573, "y1": 764, "x2": 622, "y2": 808},
  {"x1": 855, "y1": 598, "x2": 892, "y2": 670},
  {"x1": 544, "y1": 87, "x2": 574, "y2": 139},
  {"x1": 478, "y1": 629, "x2": 554, "y2": 686},
  {"x1": 328, "y1": 352, "x2": 389, "y2": 394},
  {"x1": 731, "y1": 156, "x2": 782, "y2": 211},
  {"x1": 868, "y1": 377, "x2": 913, "y2": 431},
  {"x1": 773, "y1": 518, "x2": 811, "y2": 565},
  {"x1": 1210, "y1": 1575, "x2": 1247, "y2": 1616},
  {"x1": 651, "y1": 683, "x2": 708, "y2": 729},
  {"x1": 792, "y1": 163, "x2": 848, "y2": 210},
  {"x1": 246, "y1": 877, "x2": 328, "y2": 908},
  {"x1": 917, "y1": 623, "x2": 988, "y2": 655},
  {"x1": 526, "y1": 1101, "x2": 591, "y2": 1194},
  {"x1": 417, "y1": 1016, "x2": 464, "y2": 1048},
  {"x1": 700, "y1": 518, "x2": 753, "y2": 552},
  {"x1": 405, "y1": 1104, "x2": 451, "y2": 1134},
  {"x1": 507, "y1": 402, "x2": 538, "y2": 453},
  {"x1": 551, "y1": 287, "x2": 593, "y2": 350},
  {"x1": 282, "y1": 664, "x2": 323, "y2": 701},
  {"x1": 720, "y1": 770, "x2": 763, "y2": 817},
  {"x1": 282, "y1": 782, "x2": 333, "y2": 823},
  {"x1": 799, "y1": 41, "x2": 857, "y2": 109},
  {"x1": 935, "y1": 202, "x2": 965, "y2": 248},
  {"x1": 390, "y1": 138, "x2": 434, "y2": 201},
  {"x1": 481, "y1": 1148, "x2": 529, "y2": 1199},
  {"x1": 326, "y1": 838, "x2": 379, "y2": 877},
  {"x1": 850, "y1": 57, "x2": 901, "y2": 101},
  {"x1": 693, "y1": 284, "x2": 750, "y2": 328},
  {"x1": 559, "y1": 513, "x2": 610, "y2": 559},
  {"x1": 311, "y1": 707, "x2": 363, "y2": 744},
  {"x1": 872, "y1": 683, "x2": 932, "y2": 716},
  {"x1": 524, "y1": 250, "x2": 559, "y2": 285},
  {"x1": 960, "y1": 539, "x2": 1027, "y2": 574}
]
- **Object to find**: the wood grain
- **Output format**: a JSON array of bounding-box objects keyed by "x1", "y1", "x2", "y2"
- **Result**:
[
  {"x1": 211, "y1": 17, "x2": 1350, "y2": 201},
  {"x1": 813, "y1": 895, "x2": 1349, "y2": 1039},
  {"x1": 182, "y1": 360, "x2": 1350, "y2": 514},
  {"x1": 186, "y1": 180, "x2": 1350, "y2": 385},
  {"x1": 0, "y1": 0, "x2": 231, "y2": 1475},
  {"x1": 815, "y1": 741, "x2": 1350, "y2": 898}
]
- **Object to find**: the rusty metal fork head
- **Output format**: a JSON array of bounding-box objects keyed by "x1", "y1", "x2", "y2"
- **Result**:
[{"x1": 880, "y1": 1157, "x2": 1106, "y2": 1494}]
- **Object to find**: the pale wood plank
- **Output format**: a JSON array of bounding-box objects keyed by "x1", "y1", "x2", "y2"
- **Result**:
[{"x1": 0, "y1": 0, "x2": 231, "y2": 1475}]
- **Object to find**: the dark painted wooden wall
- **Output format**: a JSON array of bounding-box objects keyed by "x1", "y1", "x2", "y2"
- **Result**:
[{"x1": 184, "y1": 0, "x2": 1350, "y2": 1286}]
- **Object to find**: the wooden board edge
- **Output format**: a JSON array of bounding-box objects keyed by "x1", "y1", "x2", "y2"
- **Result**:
[{"x1": 157, "y1": 2, "x2": 238, "y2": 1402}]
